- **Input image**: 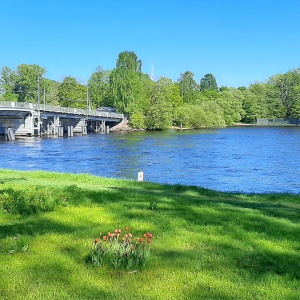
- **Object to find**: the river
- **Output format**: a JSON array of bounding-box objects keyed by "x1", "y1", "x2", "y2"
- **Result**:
[{"x1": 1, "y1": 126, "x2": 300, "y2": 194}]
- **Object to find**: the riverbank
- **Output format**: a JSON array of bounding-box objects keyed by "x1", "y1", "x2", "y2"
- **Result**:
[
  {"x1": 110, "y1": 119, "x2": 254, "y2": 132},
  {"x1": 0, "y1": 169, "x2": 299, "y2": 299}
]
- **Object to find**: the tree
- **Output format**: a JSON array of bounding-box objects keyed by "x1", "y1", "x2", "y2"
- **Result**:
[
  {"x1": 116, "y1": 51, "x2": 142, "y2": 72},
  {"x1": 43, "y1": 78, "x2": 60, "y2": 106},
  {"x1": 88, "y1": 67, "x2": 112, "y2": 109},
  {"x1": 110, "y1": 51, "x2": 144, "y2": 114},
  {"x1": 57, "y1": 76, "x2": 87, "y2": 108},
  {"x1": 127, "y1": 73, "x2": 153, "y2": 128},
  {"x1": 199, "y1": 101, "x2": 225, "y2": 127},
  {"x1": 268, "y1": 69, "x2": 300, "y2": 117},
  {"x1": 0, "y1": 66, "x2": 18, "y2": 101},
  {"x1": 144, "y1": 77, "x2": 177, "y2": 130},
  {"x1": 178, "y1": 71, "x2": 199, "y2": 104},
  {"x1": 216, "y1": 88, "x2": 245, "y2": 125},
  {"x1": 174, "y1": 102, "x2": 225, "y2": 129},
  {"x1": 241, "y1": 89, "x2": 260, "y2": 123},
  {"x1": 0, "y1": 64, "x2": 48, "y2": 103},
  {"x1": 199, "y1": 73, "x2": 218, "y2": 92},
  {"x1": 14, "y1": 64, "x2": 46, "y2": 102}
]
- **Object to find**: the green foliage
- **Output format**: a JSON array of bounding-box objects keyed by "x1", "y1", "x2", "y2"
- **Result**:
[
  {"x1": 199, "y1": 73, "x2": 218, "y2": 92},
  {"x1": 0, "y1": 186, "x2": 66, "y2": 215},
  {"x1": 88, "y1": 66, "x2": 112, "y2": 109},
  {"x1": 0, "y1": 66, "x2": 18, "y2": 101},
  {"x1": 110, "y1": 51, "x2": 145, "y2": 114},
  {"x1": 216, "y1": 88, "x2": 245, "y2": 125},
  {"x1": 1, "y1": 55, "x2": 300, "y2": 127},
  {"x1": 129, "y1": 110, "x2": 145, "y2": 129},
  {"x1": 43, "y1": 78, "x2": 60, "y2": 105},
  {"x1": 15, "y1": 64, "x2": 47, "y2": 102},
  {"x1": 0, "y1": 64, "x2": 52, "y2": 104},
  {"x1": 268, "y1": 68, "x2": 300, "y2": 118},
  {"x1": 178, "y1": 71, "x2": 199, "y2": 104},
  {"x1": 116, "y1": 51, "x2": 142, "y2": 72},
  {"x1": 143, "y1": 77, "x2": 178, "y2": 130},
  {"x1": 110, "y1": 65, "x2": 146, "y2": 114},
  {"x1": 174, "y1": 103, "x2": 225, "y2": 128},
  {"x1": 57, "y1": 76, "x2": 87, "y2": 108},
  {"x1": 90, "y1": 228, "x2": 153, "y2": 270},
  {"x1": 144, "y1": 101, "x2": 171, "y2": 130},
  {"x1": 240, "y1": 89, "x2": 259, "y2": 123}
]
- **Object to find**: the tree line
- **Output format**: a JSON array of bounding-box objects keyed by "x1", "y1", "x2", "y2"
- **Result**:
[{"x1": 1, "y1": 51, "x2": 300, "y2": 130}]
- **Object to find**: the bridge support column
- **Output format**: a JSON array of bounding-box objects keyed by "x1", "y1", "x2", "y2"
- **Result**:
[
  {"x1": 44, "y1": 116, "x2": 60, "y2": 135},
  {"x1": 33, "y1": 112, "x2": 42, "y2": 136},
  {"x1": 81, "y1": 126, "x2": 87, "y2": 135},
  {"x1": 58, "y1": 126, "x2": 64, "y2": 137},
  {"x1": 68, "y1": 126, "x2": 74, "y2": 137},
  {"x1": 5, "y1": 128, "x2": 15, "y2": 141}
]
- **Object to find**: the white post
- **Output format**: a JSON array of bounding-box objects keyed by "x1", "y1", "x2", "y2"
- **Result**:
[{"x1": 138, "y1": 171, "x2": 144, "y2": 182}]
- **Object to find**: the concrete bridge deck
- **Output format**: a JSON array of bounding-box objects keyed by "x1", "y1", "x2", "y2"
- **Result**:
[{"x1": 0, "y1": 101, "x2": 124, "y2": 137}]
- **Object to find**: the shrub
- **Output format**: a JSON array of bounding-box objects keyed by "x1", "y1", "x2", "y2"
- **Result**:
[{"x1": 90, "y1": 227, "x2": 153, "y2": 271}]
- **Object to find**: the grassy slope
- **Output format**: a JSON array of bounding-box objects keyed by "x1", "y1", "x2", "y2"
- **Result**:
[{"x1": 0, "y1": 169, "x2": 299, "y2": 300}]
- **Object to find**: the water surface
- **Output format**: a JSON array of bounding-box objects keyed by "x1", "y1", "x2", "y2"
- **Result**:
[{"x1": 1, "y1": 126, "x2": 299, "y2": 194}]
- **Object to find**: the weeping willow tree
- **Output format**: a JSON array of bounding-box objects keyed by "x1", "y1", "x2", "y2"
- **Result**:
[{"x1": 110, "y1": 51, "x2": 147, "y2": 115}]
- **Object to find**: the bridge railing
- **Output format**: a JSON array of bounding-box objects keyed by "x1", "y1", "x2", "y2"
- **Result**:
[
  {"x1": 0, "y1": 101, "x2": 36, "y2": 109},
  {"x1": 0, "y1": 101, "x2": 124, "y2": 119}
]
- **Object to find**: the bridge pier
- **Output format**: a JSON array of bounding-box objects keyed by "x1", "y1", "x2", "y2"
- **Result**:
[
  {"x1": 43, "y1": 116, "x2": 61, "y2": 135},
  {"x1": 68, "y1": 126, "x2": 74, "y2": 137},
  {"x1": 5, "y1": 128, "x2": 15, "y2": 141}
]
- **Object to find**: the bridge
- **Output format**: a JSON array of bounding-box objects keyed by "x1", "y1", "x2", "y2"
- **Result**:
[{"x1": 0, "y1": 101, "x2": 125, "y2": 138}]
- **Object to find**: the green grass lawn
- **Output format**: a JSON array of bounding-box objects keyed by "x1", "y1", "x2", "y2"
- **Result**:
[{"x1": 0, "y1": 169, "x2": 299, "y2": 300}]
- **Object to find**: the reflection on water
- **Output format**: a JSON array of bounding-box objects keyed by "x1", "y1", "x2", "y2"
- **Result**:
[{"x1": 1, "y1": 127, "x2": 300, "y2": 194}]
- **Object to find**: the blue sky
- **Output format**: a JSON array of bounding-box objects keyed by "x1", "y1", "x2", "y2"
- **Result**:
[{"x1": 1, "y1": 0, "x2": 299, "y2": 87}]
